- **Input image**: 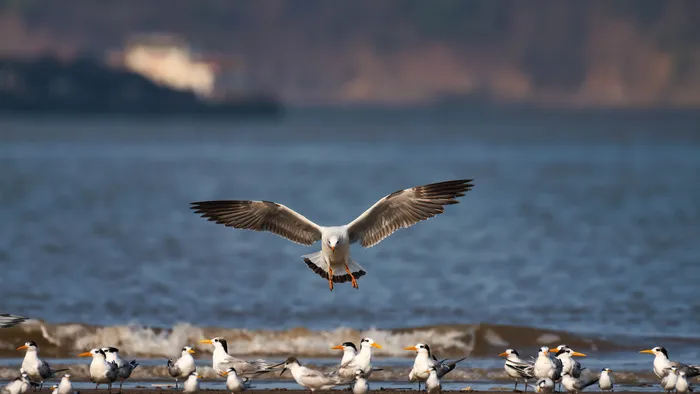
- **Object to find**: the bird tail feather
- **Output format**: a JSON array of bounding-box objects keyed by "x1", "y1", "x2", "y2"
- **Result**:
[{"x1": 302, "y1": 252, "x2": 367, "y2": 284}]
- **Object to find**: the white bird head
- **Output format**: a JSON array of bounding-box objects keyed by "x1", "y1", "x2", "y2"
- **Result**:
[
  {"x1": 355, "y1": 370, "x2": 366, "y2": 379},
  {"x1": 404, "y1": 343, "x2": 430, "y2": 356},
  {"x1": 62, "y1": 374, "x2": 71, "y2": 381},
  {"x1": 51, "y1": 385, "x2": 58, "y2": 390},
  {"x1": 425, "y1": 366, "x2": 438, "y2": 375},
  {"x1": 669, "y1": 366, "x2": 678, "y2": 374},
  {"x1": 601, "y1": 368, "x2": 612, "y2": 374},
  {"x1": 327, "y1": 234, "x2": 340, "y2": 251},
  {"x1": 279, "y1": 357, "x2": 301, "y2": 376},
  {"x1": 360, "y1": 337, "x2": 382, "y2": 349},
  {"x1": 639, "y1": 346, "x2": 668, "y2": 358},
  {"x1": 78, "y1": 348, "x2": 106, "y2": 359},
  {"x1": 221, "y1": 367, "x2": 238, "y2": 377},
  {"x1": 16, "y1": 341, "x2": 38, "y2": 352},
  {"x1": 679, "y1": 371, "x2": 687, "y2": 378},
  {"x1": 182, "y1": 346, "x2": 195, "y2": 355},
  {"x1": 499, "y1": 348, "x2": 518, "y2": 358},
  {"x1": 331, "y1": 342, "x2": 357, "y2": 353},
  {"x1": 538, "y1": 346, "x2": 550, "y2": 356},
  {"x1": 561, "y1": 348, "x2": 587, "y2": 358},
  {"x1": 200, "y1": 337, "x2": 228, "y2": 353},
  {"x1": 188, "y1": 371, "x2": 203, "y2": 380}
]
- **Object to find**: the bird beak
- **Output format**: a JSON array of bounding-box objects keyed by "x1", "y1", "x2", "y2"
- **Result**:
[
  {"x1": 78, "y1": 352, "x2": 92, "y2": 357},
  {"x1": 498, "y1": 352, "x2": 508, "y2": 357},
  {"x1": 572, "y1": 351, "x2": 587, "y2": 357},
  {"x1": 425, "y1": 370, "x2": 431, "y2": 373},
  {"x1": 608, "y1": 369, "x2": 613, "y2": 372},
  {"x1": 548, "y1": 348, "x2": 559, "y2": 353},
  {"x1": 199, "y1": 339, "x2": 213, "y2": 345},
  {"x1": 639, "y1": 349, "x2": 655, "y2": 354},
  {"x1": 220, "y1": 372, "x2": 228, "y2": 377},
  {"x1": 198, "y1": 375, "x2": 203, "y2": 379},
  {"x1": 404, "y1": 346, "x2": 418, "y2": 351},
  {"x1": 16, "y1": 345, "x2": 28, "y2": 351},
  {"x1": 187, "y1": 349, "x2": 196, "y2": 354},
  {"x1": 330, "y1": 245, "x2": 335, "y2": 252},
  {"x1": 371, "y1": 343, "x2": 382, "y2": 349},
  {"x1": 280, "y1": 367, "x2": 287, "y2": 376},
  {"x1": 331, "y1": 345, "x2": 344, "y2": 350}
]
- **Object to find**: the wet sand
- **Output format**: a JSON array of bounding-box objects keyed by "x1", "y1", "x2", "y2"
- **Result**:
[{"x1": 72, "y1": 390, "x2": 654, "y2": 394}]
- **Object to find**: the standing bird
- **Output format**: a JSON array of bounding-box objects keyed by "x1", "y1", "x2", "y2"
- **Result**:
[
  {"x1": 50, "y1": 385, "x2": 57, "y2": 394},
  {"x1": 102, "y1": 347, "x2": 139, "y2": 391},
  {"x1": 166, "y1": 346, "x2": 197, "y2": 388},
  {"x1": 200, "y1": 337, "x2": 277, "y2": 377},
  {"x1": 183, "y1": 372, "x2": 203, "y2": 394},
  {"x1": 331, "y1": 342, "x2": 357, "y2": 366},
  {"x1": 499, "y1": 348, "x2": 535, "y2": 391},
  {"x1": 221, "y1": 367, "x2": 250, "y2": 393},
  {"x1": 57, "y1": 374, "x2": 74, "y2": 394},
  {"x1": 676, "y1": 371, "x2": 694, "y2": 393},
  {"x1": 661, "y1": 366, "x2": 679, "y2": 393},
  {"x1": 279, "y1": 357, "x2": 351, "y2": 392},
  {"x1": 191, "y1": 179, "x2": 473, "y2": 291},
  {"x1": 78, "y1": 348, "x2": 118, "y2": 393},
  {"x1": 17, "y1": 341, "x2": 69, "y2": 389},
  {"x1": 640, "y1": 347, "x2": 700, "y2": 379},
  {"x1": 598, "y1": 368, "x2": 614, "y2": 392},
  {"x1": 552, "y1": 346, "x2": 586, "y2": 378},
  {"x1": 561, "y1": 372, "x2": 599, "y2": 393},
  {"x1": 405, "y1": 343, "x2": 465, "y2": 391},
  {"x1": 1, "y1": 372, "x2": 31, "y2": 394},
  {"x1": 535, "y1": 378, "x2": 554, "y2": 393},
  {"x1": 352, "y1": 370, "x2": 369, "y2": 394},
  {"x1": 336, "y1": 338, "x2": 381, "y2": 380},
  {"x1": 0, "y1": 314, "x2": 28, "y2": 328},
  {"x1": 534, "y1": 347, "x2": 562, "y2": 381},
  {"x1": 425, "y1": 366, "x2": 442, "y2": 394}
]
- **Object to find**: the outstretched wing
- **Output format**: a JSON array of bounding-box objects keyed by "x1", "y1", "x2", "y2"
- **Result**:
[
  {"x1": 191, "y1": 200, "x2": 323, "y2": 246},
  {"x1": 0, "y1": 314, "x2": 28, "y2": 328},
  {"x1": 347, "y1": 179, "x2": 473, "y2": 248}
]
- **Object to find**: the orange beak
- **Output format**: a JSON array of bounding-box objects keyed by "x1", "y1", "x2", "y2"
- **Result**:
[
  {"x1": 572, "y1": 351, "x2": 587, "y2": 357},
  {"x1": 331, "y1": 345, "x2": 344, "y2": 350},
  {"x1": 16, "y1": 345, "x2": 28, "y2": 351},
  {"x1": 499, "y1": 352, "x2": 508, "y2": 357},
  {"x1": 199, "y1": 339, "x2": 213, "y2": 345},
  {"x1": 78, "y1": 351, "x2": 92, "y2": 357},
  {"x1": 549, "y1": 348, "x2": 559, "y2": 353},
  {"x1": 404, "y1": 346, "x2": 418, "y2": 351},
  {"x1": 330, "y1": 245, "x2": 335, "y2": 252}
]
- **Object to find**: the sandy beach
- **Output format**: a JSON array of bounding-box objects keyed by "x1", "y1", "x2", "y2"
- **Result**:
[{"x1": 68, "y1": 390, "x2": 656, "y2": 394}]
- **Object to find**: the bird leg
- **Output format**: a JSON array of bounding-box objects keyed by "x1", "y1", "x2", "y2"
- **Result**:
[
  {"x1": 524, "y1": 380, "x2": 529, "y2": 392},
  {"x1": 175, "y1": 379, "x2": 178, "y2": 389},
  {"x1": 345, "y1": 263, "x2": 358, "y2": 289},
  {"x1": 119, "y1": 379, "x2": 124, "y2": 392},
  {"x1": 514, "y1": 380, "x2": 518, "y2": 392},
  {"x1": 418, "y1": 381, "x2": 422, "y2": 391},
  {"x1": 328, "y1": 267, "x2": 334, "y2": 291}
]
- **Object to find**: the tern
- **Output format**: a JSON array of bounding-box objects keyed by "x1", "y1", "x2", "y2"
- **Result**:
[
  {"x1": 676, "y1": 370, "x2": 694, "y2": 393},
  {"x1": 183, "y1": 371, "x2": 203, "y2": 394},
  {"x1": 352, "y1": 370, "x2": 369, "y2": 394},
  {"x1": 221, "y1": 367, "x2": 251, "y2": 393},
  {"x1": 1, "y1": 372, "x2": 31, "y2": 394},
  {"x1": 166, "y1": 346, "x2": 197, "y2": 388},
  {"x1": 661, "y1": 366, "x2": 679, "y2": 393},
  {"x1": 332, "y1": 342, "x2": 358, "y2": 366},
  {"x1": 425, "y1": 366, "x2": 442, "y2": 394},
  {"x1": 336, "y1": 338, "x2": 381, "y2": 380},
  {"x1": 598, "y1": 368, "x2": 613, "y2": 392},
  {"x1": 561, "y1": 371, "x2": 598, "y2": 393},
  {"x1": 50, "y1": 385, "x2": 57, "y2": 394},
  {"x1": 640, "y1": 347, "x2": 700, "y2": 379},
  {"x1": 552, "y1": 346, "x2": 586, "y2": 378},
  {"x1": 57, "y1": 374, "x2": 74, "y2": 394},
  {"x1": 191, "y1": 179, "x2": 473, "y2": 290},
  {"x1": 78, "y1": 348, "x2": 118, "y2": 393},
  {"x1": 535, "y1": 378, "x2": 554, "y2": 393},
  {"x1": 199, "y1": 337, "x2": 277, "y2": 377},
  {"x1": 102, "y1": 347, "x2": 139, "y2": 391},
  {"x1": 534, "y1": 347, "x2": 562, "y2": 381},
  {"x1": 499, "y1": 348, "x2": 535, "y2": 391},
  {"x1": 17, "y1": 341, "x2": 69, "y2": 389},
  {"x1": 405, "y1": 343, "x2": 465, "y2": 391},
  {"x1": 279, "y1": 357, "x2": 351, "y2": 392},
  {"x1": 0, "y1": 314, "x2": 28, "y2": 328}
]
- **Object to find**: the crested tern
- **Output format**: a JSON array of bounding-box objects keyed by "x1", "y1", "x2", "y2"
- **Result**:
[
  {"x1": 221, "y1": 367, "x2": 251, "y2": 393},
  {"x1": 200, "y1": 337, "x2": 277, "y2": 377},
  {"x1": 661, "y1": 366, "x2": 679, "y2": 393},
  {"x1": 535, "y1": 378, "x2": 554, "y2": 394},
  {"x1": 336, "y1": 338, "x2": 381, "y2": 380},
  {"x1": 191, "y1": 179, "x2": 473, "y2": 290},
  {"x1": 561, "y1": 372, "x2": 598, "y2": 393},
  {"x1": 534, "y1": 347, "x2": 562, "y2": 381},
  {"x1": 676, "y1": 370, "x2": 694, "y2": 393},
  {"x1": 598, "y1": 368, "x2": 613, "y2": 392},
  {"x1": 425, "y1": 366, "x2": 442, "y2": 394},
  {"x1": 405, "y1": 343, "x2": 465, "y2": 391},
  {"x1": 352, "y1": 370, "x2": 369, "y2": 394},
  {"x1": 1, "y1": 372, "x2": 31, "y2": 394},
  {"x1": 183, "y1": 371, "x2": 203, "y2": 394},
  {"x1": 279, "y1": 357, "x2": 351, "y2": 392},
  {"x1": 552, "y1": 345, "x2": 586, "y2": 378},
  {"x1": 17, "y1": 341, "x2": 69, "y2": 389},
  {"x1": 57, "y1": 374, "x2": 74, "y2": 394},
  {"x1": 166, "y1": 346, "x2": 197, "y2": 388},
  {"x1": 499, "y1": 348, "x2": 535, "y2": 391},
  {"x1": 78, "y1": 348, "x2": 118, "y2": 393},
  {"x1": 332, "y1": 342, "x2": 357, "y2": 366},
  {"x1": 50, "y1": 385, "x2": 57, "y2": 394},
  {"x1": 102, "y1": 347, "x2": 139, "y2": 391},
  {"x1": 640, "y1": 347, "x2": 700, "y2": 379}
]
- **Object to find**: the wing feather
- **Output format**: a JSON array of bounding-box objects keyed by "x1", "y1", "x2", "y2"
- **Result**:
[
  {"x1": 191, "y1": 200, "x2": 323, "y2": 246},
  {"x1": 347, "y1": 179, "x2": 473, "y2": 248}
]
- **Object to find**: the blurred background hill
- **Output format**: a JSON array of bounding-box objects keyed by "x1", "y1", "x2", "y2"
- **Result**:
[{"x1": 1, "y1": 0, "x2": 699, "y2": 108}]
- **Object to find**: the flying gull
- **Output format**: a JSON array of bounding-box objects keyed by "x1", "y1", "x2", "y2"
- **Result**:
[{"x1": 191, "y1": 179, "x2": 473, "y2": 290}]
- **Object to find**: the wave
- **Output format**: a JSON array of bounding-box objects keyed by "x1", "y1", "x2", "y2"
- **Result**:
[{"x1": 0, "y1": 320, "x2": 638, "y2": 359}]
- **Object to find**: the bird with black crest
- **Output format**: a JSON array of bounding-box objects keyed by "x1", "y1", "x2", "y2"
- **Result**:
[
  {"x1": 405, "y1": 343, "x2": 465, "y2": 391},
  {"x1": 199, "y1": 337, "x2": 278, "y2": 377},
  {"x1": 166, "y1": 346, "x2": 196, "y2": 388},
  {"x1": 17, "y1": 341, "x2": 69, "y2": 390},
  {"x1": 102, "y1": 347, "x2": 139, "y2": 391}
]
